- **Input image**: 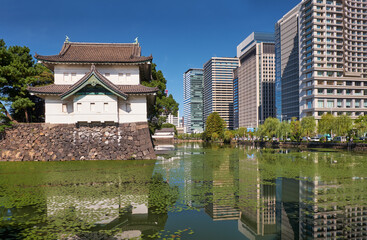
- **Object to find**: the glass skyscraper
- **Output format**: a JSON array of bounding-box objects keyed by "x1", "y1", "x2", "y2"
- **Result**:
[
  {"x1": 183, "y1": 69, "x2": 204, "y2": 133},
  {"x1": 275, "y1": 3, "x2": 302, "y2": 121}
]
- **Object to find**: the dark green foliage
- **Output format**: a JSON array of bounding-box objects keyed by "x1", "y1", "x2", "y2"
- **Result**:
[
  {"x1": 141, "y1": 63, "x2": 179, "y2": 133},
  {"x1": 0, "y1": 39, "x2": 53, "y2": 122}
]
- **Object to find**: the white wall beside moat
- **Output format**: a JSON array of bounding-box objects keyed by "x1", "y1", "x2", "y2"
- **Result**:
[{"x1": 45, "y1": 95, "x2": 148, "y2": 124}]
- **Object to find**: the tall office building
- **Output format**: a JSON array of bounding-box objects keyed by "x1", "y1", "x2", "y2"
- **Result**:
[
  {"x1": 236, "y1": 32, "x2": 276, "y2": 129},
  {"x1": 203, "y1": 57, "x2": 239, "y2": 129},
  {"x1": 233, "y1": 68, "x2": 239, "y2": 130},
  {"x1": 183, "y1": 69, "x2": 204, "y2": 133},
  {"x1": 298, "y1": 0, "x2": 367, "y2": 120},
  {"x1": 275, "y1": 3, "x2": 302, "y2": 121}
]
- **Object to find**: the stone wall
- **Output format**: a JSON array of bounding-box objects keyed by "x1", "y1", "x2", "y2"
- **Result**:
[{"x1": 0, "y1": 122, "x2": 156, "y2": 161}]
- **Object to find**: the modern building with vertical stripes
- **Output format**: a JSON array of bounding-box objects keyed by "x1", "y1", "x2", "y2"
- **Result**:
[
  {"x1": 236, "y1": 32, "x2": 276, "y2": 129},
  {"x1": 203, "y1": 57, "x2": 239, "y2": 129}
]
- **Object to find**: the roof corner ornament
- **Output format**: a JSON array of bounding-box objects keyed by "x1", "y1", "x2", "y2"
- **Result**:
[
  {"x1": 65, "y1": 35, "x2": 70, "y2": 43},
  {"x1": 90, "y1": 64, "x2": 96, "y2": 72},
  {"x1": 134, "y1": 37, "x2": 139, "y2": 44}
]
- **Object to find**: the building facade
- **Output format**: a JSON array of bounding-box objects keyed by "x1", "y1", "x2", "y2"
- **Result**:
[
  {"x1": 233, "y1": 68, "x2": 239, "y2": 129},
  {"x1": 29, "y1": 41, "x2": 157, "y2": 124},
  {"x1": 183, "y1": 69, "x2": 204, "y2": 133},
  {"x1": 203, "y1": 57, "x2": 239, "y2": 129},
  {"x1": 237, "y1": 32, "x2": 276, "y2": 129},
  {"x1": 298, "y1": 0, "x2": 367, "y2": 120},
  {"x1": 275, "y1": 3, "x2": 302, "y2": 121},
  {"x1": 164, "y1": 113, "x2": 181, "y2": 128}
]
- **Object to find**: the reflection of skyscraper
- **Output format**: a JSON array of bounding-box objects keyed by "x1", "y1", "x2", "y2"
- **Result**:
[
  {"x1": 204, "y1": 147, "x2": 240, "y2": 221},
  {"x1": 276, "y1": 178, "x2": 300, "y2": 240},
  {"x1": 299, "y1": 154, "x2": 367, "y2": 239},
  {"x1": 238, "y1": 151, "x2": 278, "y2": 239}
]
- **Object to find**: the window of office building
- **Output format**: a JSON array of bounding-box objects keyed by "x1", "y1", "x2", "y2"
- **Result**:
[
  {"x1": 346, "y1": 100, "x2": 351, "y2": 108},
  {"x1": 307, "y1": 100, "x2": 312, "y2": 109},
  {"x1": 337, "y1": 99, "x2": 342, "y2": 108}
]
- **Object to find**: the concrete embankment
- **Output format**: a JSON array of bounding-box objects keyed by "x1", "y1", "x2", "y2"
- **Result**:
[{"x1": 0, "y1": 122, "x2": 156, "y2": 161}]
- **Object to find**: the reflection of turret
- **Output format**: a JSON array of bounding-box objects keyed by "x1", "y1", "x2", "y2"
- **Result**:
[{"x1": 238, "y1": 151, "x2": 278, "y2": 239}]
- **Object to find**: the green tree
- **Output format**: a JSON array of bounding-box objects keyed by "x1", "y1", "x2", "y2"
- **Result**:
[
  {"x1": 318, "y1": 113, "x2": 335, "y2": 136},
  {"x1": 237, "y1": 127, "x2": 246, "y2": 138},
  {"x1": 290, "y1": 117, "x2": 302, "y2": 141},
  {"x1": 0, "y1": 39, "x2": 53, "y2": 122},
  {"x1": 223, "y1": 130, "x2": 234, "y2": 143},
  {"x1": 211, "y1": 132, "x2": 219, "y2": 142},
  {"x1": 301, "y1": 116, "x2": 316, "y2": 138},
  {"x1": 262, "y1": 117, "x2": 280, "y2": 139},
  {"x1": 354, "y1": 115, "x2": 367, "y2": 137},
  {"x1": 204, "y1": 112, "x2": 225, "y2": 141},
  {"x1": 334, "y1": 115, "x2": 353, "y2": 136},
  {"x1": 141, "y1": 63, "x2": 179, "y2": 132},
  {"x1": 255, "y1": 124, "x2": 265, "y2": 140},
  {"x1": 277, "y1": 121, "x2": 291, "y2": 140}
]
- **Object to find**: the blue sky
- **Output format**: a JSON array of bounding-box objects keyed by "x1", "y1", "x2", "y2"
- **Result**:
[{"x1": 1, "y1": 0, "x2": 299, "y2": 115}]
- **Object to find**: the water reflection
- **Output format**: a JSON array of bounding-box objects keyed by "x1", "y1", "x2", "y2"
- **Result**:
[
  {"x1": 1, "y1": 144, "x2": 367, "y2": 239},
  {"x1": 156, "y1": 144, "x2": 367, "y2": 239}
]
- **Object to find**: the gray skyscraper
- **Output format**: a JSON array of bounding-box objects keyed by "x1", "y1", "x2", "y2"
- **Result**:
[
  {"x1": 236, "y1": 32, "x2": 276, "y2": 128},
  {"x1": 275, "y1": 3, "x2": 302, "y2": 121},
  {"x1": 203, "y1": 57, "x2": 239, "y2": 129},
  {"x1": 183, "y1": 69, "x2": 204, "y2": 133}
]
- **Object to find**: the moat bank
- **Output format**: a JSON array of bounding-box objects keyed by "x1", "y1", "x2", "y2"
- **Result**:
[
  {"x1": 0, "y1": 122, "x2": 156, "y2": 161},
  {"x1": 237, "y1": 140, "x2": 367, "y2": 151}
]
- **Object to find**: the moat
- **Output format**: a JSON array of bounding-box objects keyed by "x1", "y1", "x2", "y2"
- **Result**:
[{"x1": 1, "y1": 143, "x2": 367, "y2": 239}]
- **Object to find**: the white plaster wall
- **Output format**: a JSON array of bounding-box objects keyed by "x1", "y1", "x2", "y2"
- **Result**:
[
  {"x1": 45, "y1": 95, "x2": 119, "y2": 124},
  {"x1": 54, "y1": 64, "x2": 140, "y2": 85},
  {"x1": 45, "y1": 95, "x2": 148, "y2": 124},
  {"x1": 45, "y1": 96, "x2": 74, "y2": 124},
  {"x1": 118, "y1": 96, "x2": 147, "y2": 123},
  {"x1": 73, "y1": 95, "x2": 118, "y2": 123}
]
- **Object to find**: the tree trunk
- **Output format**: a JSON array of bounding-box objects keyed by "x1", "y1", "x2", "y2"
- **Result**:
[
  {"x1": 25, "y1": 109, "x2": 29, "y2": 123},
  {"x1": 0, "y1": 101, "x2": 14, "y2": 121}
]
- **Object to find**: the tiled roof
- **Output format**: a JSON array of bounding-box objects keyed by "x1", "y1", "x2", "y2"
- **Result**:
[
  {"x1": 155, "y1": 128, "x2": 175, "y2": 133},
  {"x1": 28, "y1": 84, "x2": 158, "y2": 96},
  {"x1": 28, "y1": 65, "x2": 158, "y2": 96},
  {"x1": 35, "y1": 42, "x2": 153, "y2": 63}
]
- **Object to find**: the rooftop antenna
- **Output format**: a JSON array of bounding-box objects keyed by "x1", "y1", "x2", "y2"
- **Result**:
[{"x1": 65, "y1": 35, "x2": 70, "y2": 43}]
